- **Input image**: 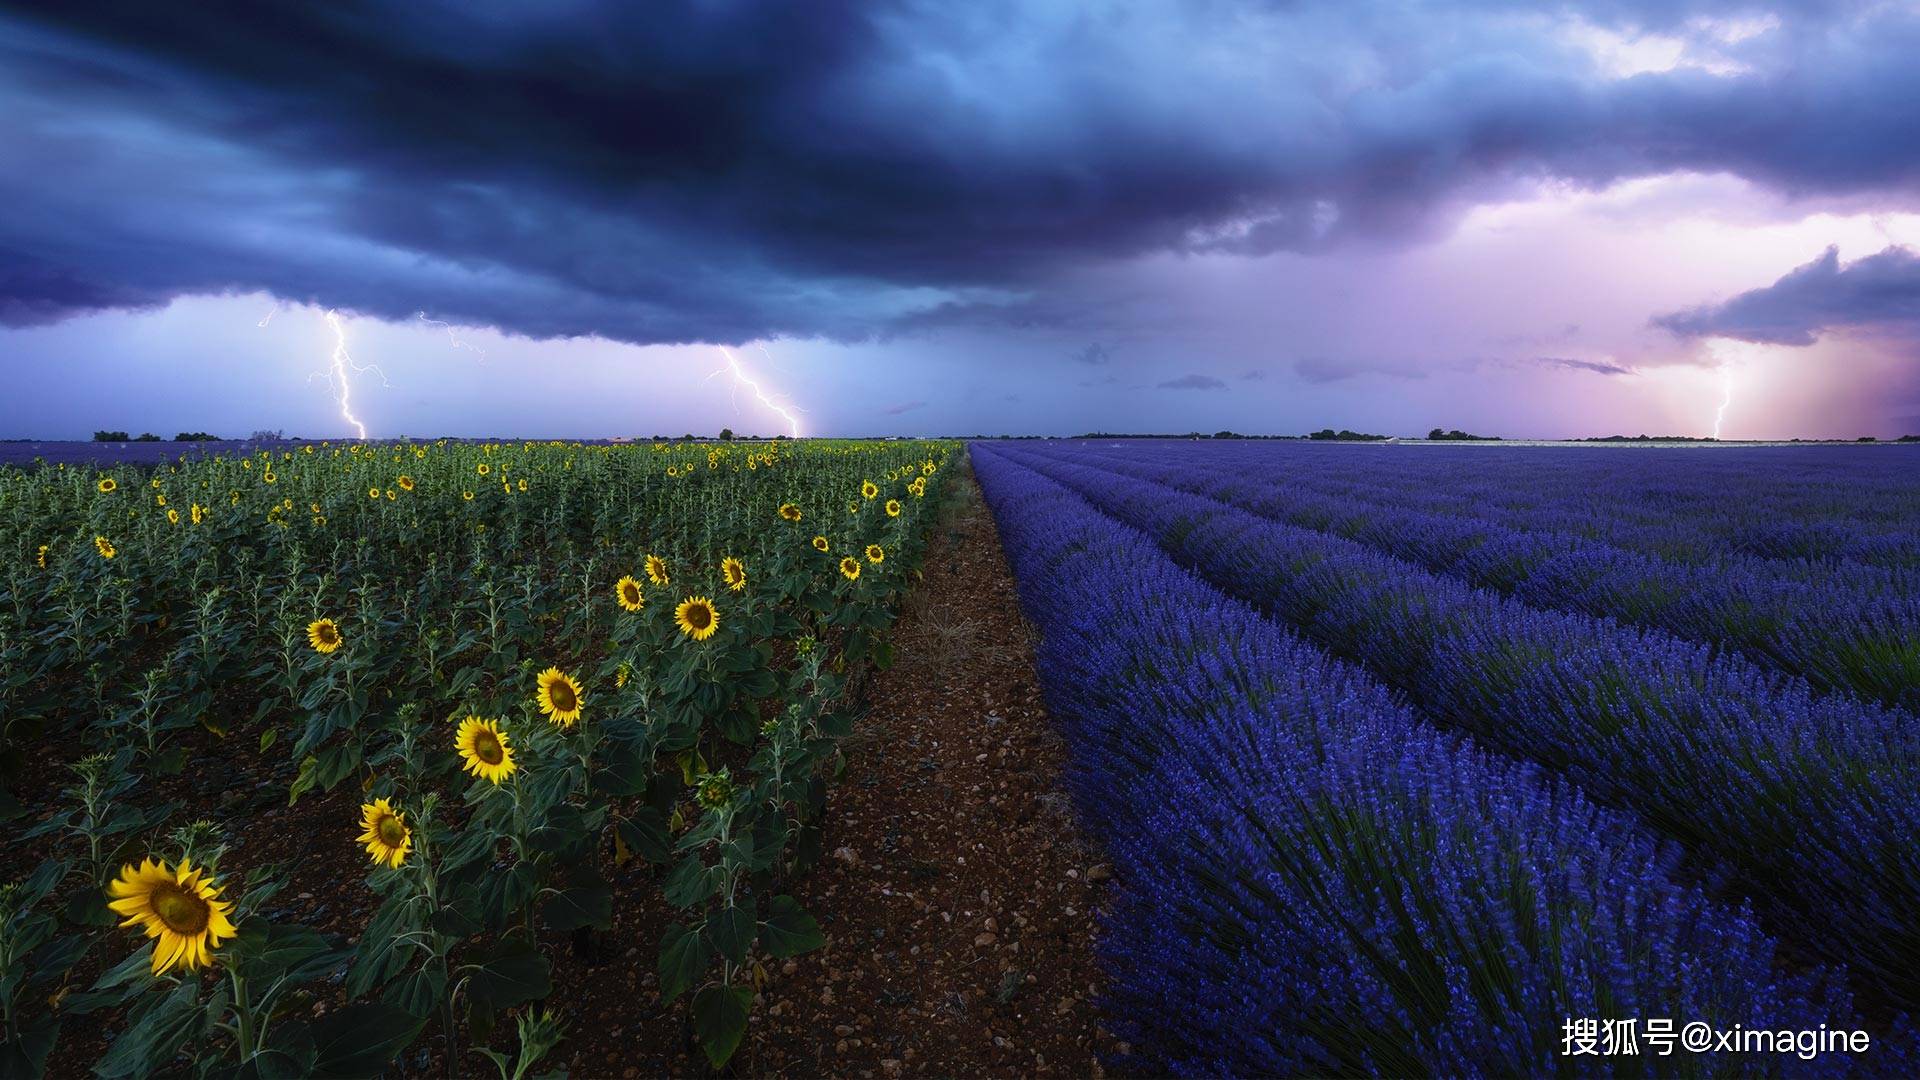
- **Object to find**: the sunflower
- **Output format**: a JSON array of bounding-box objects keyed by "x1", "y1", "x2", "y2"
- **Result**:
[
  {"x1": 812, "y1": 535, "x2": 830, "y2": 552},
  {"x1": 106, "y1": 858, "x2": 237, "y2": 975},
  {"x1": 462, "y1": 490, "x2": 475, "y2": 501},
  {"x1": 778, "y1": 503, "x2": 803, "y2": 522},
  {"x1": 36, "y1": 544, "x2": 49, "y2": 568},
  {"x1": 397, "y1": 475, "x2": 414, "y2": 491},
  {"x1": 477, "y1": 462, "x2": 491, "y2": 476},
  {"x1": 866, "y1": 544, "x2": 885, "y2": 564},
  {"x1": 190, "y1": 503, "x2": 205, "y2": 524},
  {"x1": 155, "y1": 494, "x2": 167, "y2": 506},
  {"x1": 167, "y1": 509, "x2": 180, "y2": 525},
  {"x1": 97, "y1": 477, "x2": 117, "y2": 494},
  {"x1": 517, "y1": 478, "x2": 528, "y2": 492},
  {"x1": 615, "y1": 575, "x2": 646, "y2": 612},
  {"x1": 455, "y1": 717, "x2": 516, "y2": 783},
  {"x1": 675, "y1": 596, "x2": 720, "y2": 641},
  {"x1": 721, "y1": 557, "x2": 746, "y2": 592},
  {"x1": 885, "y1": 499, "x2": 902, "y2": 517},
  {"x1": 536, "y1": 667, "x2": 585, "y2": 727},
  {"x1": 385, "y1": 489, "x2": 396, "y2": 501},
  {"x1": 262, "y1": 471, "x2": 276, "y2": 484},
  {"x1": 307, "y1": 617, "x2": 343, "y2": 654},
  {"x1": 94, "y1": 536, "x2": 116, "y2": 560},
  {"x1": 645, "y1": 554, "x2": 670, "y2": 586},
  {"x1": 368, "y1": 487, "x2": 381, "y2": 500},
  {"x1": 357, "y1": 798, "x2": 412, "y2": 868},
  {"x1": 839, "y1": 556, "x2": 861, "y2": 581},
  {"x1": 860, "y1": 480, "x2": 878, "y2": 500}
]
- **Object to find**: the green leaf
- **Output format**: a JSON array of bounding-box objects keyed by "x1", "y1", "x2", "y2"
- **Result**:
[
  {"x1": 759, "y1": 895, "x2": 824, "y2": 959},
  {"x1": 541, "y1": 885, "x2": 612, "y2": 933},
  {"x1": 657, "y1": 922, "x2": 710, "y2": 1004},
  {"x1": 708, "y1": 899, "x2": 757, "y2": 966},
  {"x1": 93, "y1": 978, "x2": 205, "y2": 1079},
  {"x1": 691, "y1": 984, "x2": 753, "y2": 1068},
  {"x1": 381, "y1": 967, "x2": 448, "y2": 1018},
  {"x1": 616, "y1": 808, "x2": 672, "y2": 864},
  {"x1": 662, "y1": 855, "x2": 719, "y2": 909},
  {"x1": 308, "y1": 1002, "x2": 425, "y2": 1078},
  {"x1": 0, "y1": 1012, "x2": 58, "y2": 1079},
  {"x1": 228, "y1": 923, "x2": 343, "y2": 985},
  {"x1": 460, "y1": 933, "x2": 551, "y2": 1023}
]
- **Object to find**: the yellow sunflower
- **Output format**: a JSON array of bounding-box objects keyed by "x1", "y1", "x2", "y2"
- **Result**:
[
  {"x1": 94, "y1": 536, "x2": 116, "y2": 560},
  {"x1": 517, "y1": 478, "x2": 528, "y2": 492},
  {"x1": 106, "y1": 858, "x2": 237, "y2": 975},
  {"x1": 262, "y1": 471, "x2": 276, "y2": 484},
  {"x1": 645, "y1": 554, "x2": 670, "y2": 586},
  {"x1": 839, "y1": 556, "x2": 861, "y2": 581},
  {"x1": 885, "y1": 499, "x2": 902, "y2": 517},
  {"x1": 536, "y1": 666, "x2": 585, "y2": 727},
  {"x1": 97, "y1": 477, "x2": 117, "y2": 494},
  {"x1": 675, "y1": 596, "x2": 720, "y2": 641},
  {"x1": 190, "y1": 503, "x2": 206, "y2": 525},
  {"x1": 307, "y1": 617, "x2": 343, "y2": 654},
  {"x1": 368, "y1": 487, "x2": 381, "y2": 500},
  {"x1": 778, "y1": 503, "x2": 803, "y2": 522},
  {"x1": 155, "y1": 494, "x2": 167, "y2": 506},
  {"x1": 36, "y1": 544, "x2": 49, "y2": 568},
  {"x1": 477, "y1": 463, "x2": 491, "y2": 476},
  {"x1": 615, "y1": 575, "x2": 646, "y2": 612},
  {"x1": 812, "y1": 535, "x2": 830, "y2": 552},
  {"x1": 721, "y1": 557, "x2": 746, "y2": 593},
  {"x1": 860, "y1": 480, "x2": 878, "y2": 500},
  {"x1": 455, "y1": 716, "x2": 516, "y2": 783},
  {"x1": 397, "y1": 475, "x2": 414, "y2": 491},
  {"x1": 462, "y1": 490, "x2": 475, "y2": 501},
  {"x1": 167, "y1": 509, "x2": 180, "y2": 525},
  {"x1": 385, "y1": 489, "x2": 396, "y2": 501},
  {"x1": 357, "y1": 798, "x2": 412, "y2": 868},
  {"x1": 866, "y1": 544, "x2": 885, "y2": 564}
]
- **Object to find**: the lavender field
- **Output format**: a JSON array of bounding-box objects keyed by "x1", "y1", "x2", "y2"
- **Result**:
[{"x1": 972, "y1": 440, "x2": 1920, "y2": 1076}]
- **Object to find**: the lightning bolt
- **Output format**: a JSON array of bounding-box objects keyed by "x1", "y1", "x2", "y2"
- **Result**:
[
  {"x1": 305, "y1": 309, "x2": 389, "y2": 440},
  {"x1": 1710, "y1": 364, "x2": 1734, "y2": 440},
  {"x1": 257, "y1": 302, "x2": 279, "y2": 327},
  {"x1": 416, "y1": 311, "x2": 487, "y2": 363},
  {"x1": 708, "y1": 345, "x2": 803, "y2": 438}
]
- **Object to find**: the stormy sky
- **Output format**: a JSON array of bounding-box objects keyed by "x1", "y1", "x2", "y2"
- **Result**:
[{"x1": 2, "y1": 1, "x2": 1919, "y2": 439}]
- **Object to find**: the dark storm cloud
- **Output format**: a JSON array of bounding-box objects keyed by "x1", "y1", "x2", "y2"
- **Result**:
[
  {"x1": 1540, "y1": 356, "x2": 1636, "y2": 375},
  {"x1": 883, "y1": 400, "x2": 928, "y2": 415},
  {"x1": 4, "y1": 1, "x2": 1920, "y2": 345},
  {"x1": 1158, "y1": 374, "x2": 1228, "y2": 391},
  {"x1": 1654, "y1": 245, "x2": 1920, "y2": 346}
]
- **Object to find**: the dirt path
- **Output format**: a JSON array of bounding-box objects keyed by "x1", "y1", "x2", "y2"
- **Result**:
[{"x1": 715, "y1": 458, "x2": 1114, "y2": 1078}]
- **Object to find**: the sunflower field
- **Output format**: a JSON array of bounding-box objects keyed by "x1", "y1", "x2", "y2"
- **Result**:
[{"x1": 0, "y1": 437, "x2": 952, "y2": 1076}]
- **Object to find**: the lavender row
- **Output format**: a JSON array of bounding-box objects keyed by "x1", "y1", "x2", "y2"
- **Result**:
[
  {"x1": 1108, "y1": 440, "x2": 1920, "y2": 580},
  {"x1": 1056, "y1": 442, "x2": 1920, "y2": 709},
  {"x1": 969, "y1": 444, "x2": 1901, "y2": 1076},
  {"x1": 991, "y1": 442, "x2": 1920, "y2": 1009}
]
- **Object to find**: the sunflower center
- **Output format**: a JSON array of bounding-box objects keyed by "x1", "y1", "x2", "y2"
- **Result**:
[
  {"x1": 686, "y1": 604, "x2": 712, "y2": 629},
  {"x1": 470, "y1": 731, "x2": 502, "y2": 764},
  {"x1": 621, "y1": 584, "x2": 640, "y2": 605},
  {"x1": 376, "y1": 815, "x2": 407, "y2": 847},
  {"x1": 151, "y1": 885, "x2": 211, "y2": 935},
  {"x1": 316, "y1": 624, "x2": 338, "y2": 645},
  {"x1": 548, "y1": 681, "x2": 577, "y2": 711}
]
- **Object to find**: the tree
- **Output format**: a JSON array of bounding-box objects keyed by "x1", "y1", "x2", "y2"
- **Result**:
[
  {"x1": 718, "y1": 428, "x2": 735, "y2": 441},
  {"x1": 92, "y1": 430, "x2": 131, "y2": 442}
]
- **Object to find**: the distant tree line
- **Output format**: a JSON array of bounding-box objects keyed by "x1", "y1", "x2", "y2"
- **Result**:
[
  {"x1": 1427, "y1": 428, "x2": 1500, "y2": 441},
  {"x1": 91, "y1": 431, "x2": 224, "y2": 442}
]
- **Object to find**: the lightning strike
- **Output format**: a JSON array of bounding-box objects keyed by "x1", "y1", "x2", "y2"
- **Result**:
[
  {"x1": 416, "y1": 311, "x2": 487, "y2": 363},
  {"x1": 1711, "y1": 365, "x2": 1734, "y2": 440},
  {"x1": 710, "y1": 345, "x2": 804, "y2": 438},
  {"x1": 306, "y1": 309, "x2": 390, "y2": 440},
  {"x1": 257, "y1": 302, "x2": 279, "y2": 327}
]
